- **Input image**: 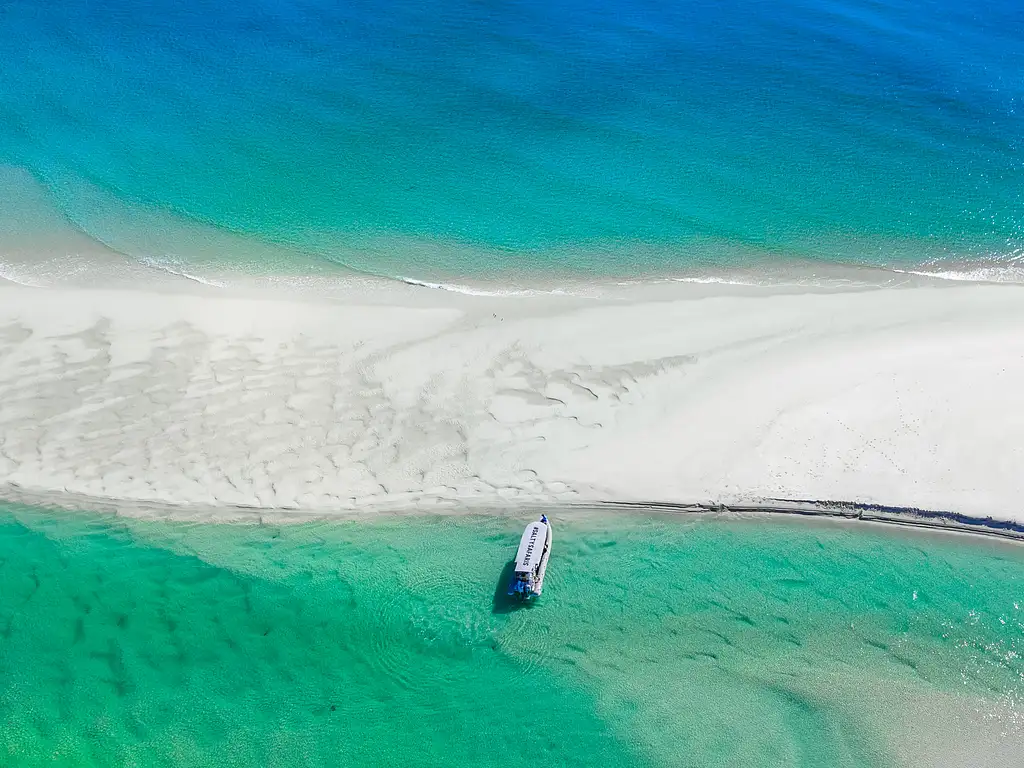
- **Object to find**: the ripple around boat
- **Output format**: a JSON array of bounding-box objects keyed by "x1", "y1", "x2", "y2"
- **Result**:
[{"x1": 1, "y1": 502, "x2": 1022, "y2": 767}]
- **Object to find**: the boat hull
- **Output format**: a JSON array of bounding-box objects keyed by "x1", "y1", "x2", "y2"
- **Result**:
[{"x1": 532, "y1": 525, "x2": 552, "y2": 596}]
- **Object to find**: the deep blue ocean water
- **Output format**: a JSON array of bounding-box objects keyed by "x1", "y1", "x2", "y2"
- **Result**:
[{"x1": 0, "y1": 0, "x2": 1021, "y2": 280}]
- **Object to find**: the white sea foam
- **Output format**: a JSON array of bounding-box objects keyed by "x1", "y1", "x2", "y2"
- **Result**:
[
  {"x1": 668, "y1": 276, "x2": 761, "y2": 285},
  {"x1": 138, "y1": 256, "x2": 227, "y2": 288},
  {"x1": 0, "y1": 261, "x2": 45, "y2": 287},
  {"x1": 892, "y1": 266, "x2": 1024, "y2": 284},
  {"x1": 398, "y1": 275, "x2": 534, "y2": 296},
  {"x1": 396, "y1": 275, "x2": 581, "y2": 297}
]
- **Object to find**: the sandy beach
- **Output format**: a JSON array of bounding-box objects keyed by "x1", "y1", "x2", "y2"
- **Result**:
[{"x1": 1, "y1": 277, "x2": 1022, "y2": 521}]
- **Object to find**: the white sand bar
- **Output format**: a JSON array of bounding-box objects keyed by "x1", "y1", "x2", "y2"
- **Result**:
[{"x1": 1, "y1": 280, "x2": 1023, "y2": 520}]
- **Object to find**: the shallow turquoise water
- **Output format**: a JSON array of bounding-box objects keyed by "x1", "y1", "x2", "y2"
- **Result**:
[
  {"x1": 1, "y1": 504, "x2": 1022, "y2": 767},
  {"x1": 0, "y1": 0, "x2": 1021, "y2": 281}
]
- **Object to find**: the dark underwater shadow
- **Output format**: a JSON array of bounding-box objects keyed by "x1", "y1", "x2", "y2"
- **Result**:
[{"x1": 492, "y1": 559, "x2": 530, "y2": 614}]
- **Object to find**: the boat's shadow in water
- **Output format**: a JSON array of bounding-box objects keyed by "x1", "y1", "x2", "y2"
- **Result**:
[{"x1": 492, "y1": 560, "x2": 534, "y2": 614}]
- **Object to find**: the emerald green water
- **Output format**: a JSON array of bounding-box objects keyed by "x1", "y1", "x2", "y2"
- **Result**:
[{"x1": 1, "y1": 505, "x2": 1022, "y2": 767}]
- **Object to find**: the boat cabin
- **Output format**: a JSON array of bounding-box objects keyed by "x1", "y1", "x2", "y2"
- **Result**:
[
  {"x1": 513, "y1": 520, "x2": 548, "y2": 578},
  {"x1": 508, "y1": 518, "x2": 551, "y2": 598}
]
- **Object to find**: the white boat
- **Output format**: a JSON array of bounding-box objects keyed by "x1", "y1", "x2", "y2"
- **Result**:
[{"x1": 507, "y1": 515, "x2": 552, "y2": 599}]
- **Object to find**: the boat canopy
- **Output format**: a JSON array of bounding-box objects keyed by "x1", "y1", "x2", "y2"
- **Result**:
[{"x1": 514, "y1": 522, "x2": 548, "y2": 573}]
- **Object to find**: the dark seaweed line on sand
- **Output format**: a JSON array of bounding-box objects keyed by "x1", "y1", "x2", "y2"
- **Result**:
[
  {"x1": 588, "y1": 499, "x2": 1024, "y2": 542},
  {"x1": 1, "y1": 483, "x2": 1022, "y2": 543}
]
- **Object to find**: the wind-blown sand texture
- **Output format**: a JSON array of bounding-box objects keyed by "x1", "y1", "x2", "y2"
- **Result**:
[{"x1": 1, "y1": 280, "x2": 1022, "y2": 520}]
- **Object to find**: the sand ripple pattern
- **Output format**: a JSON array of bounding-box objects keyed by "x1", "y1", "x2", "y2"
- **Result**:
[
  {"x1": 2, "y1": 283, "x2": 1024, "y2": 518},
  {"x1": 0, "y1": 291, "x2": 610, "y2": 510}
]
